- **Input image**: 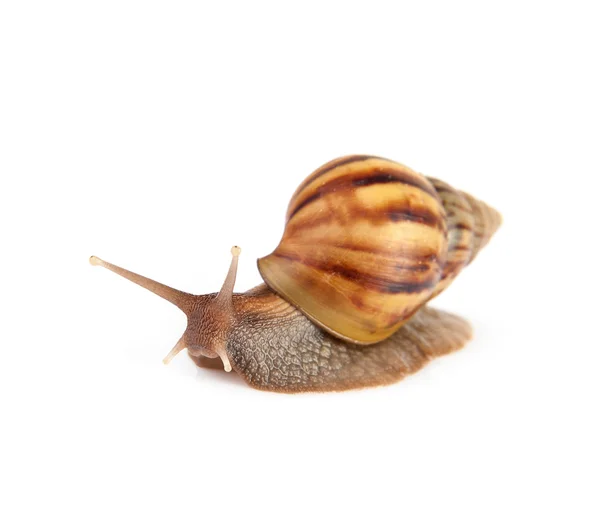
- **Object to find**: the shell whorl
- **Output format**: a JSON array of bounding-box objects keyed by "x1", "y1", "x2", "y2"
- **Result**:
[
  {"x1": 427, "y1": 178, "x2": 502, "y2": 298},
  {"x1": 460, "y1": 191, "x2": 503, "y2": 259},
  {"x1": 258, "y1": 156, "x2": 501, "y2": 345}
]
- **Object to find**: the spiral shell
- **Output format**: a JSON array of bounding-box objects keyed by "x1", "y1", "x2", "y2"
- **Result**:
[
  {"x1": 427, "y1": 178, "x2": 502, "y2": 298},
  {"x1": 258, "y1": 156, "x2": 449, "y2": 344}
]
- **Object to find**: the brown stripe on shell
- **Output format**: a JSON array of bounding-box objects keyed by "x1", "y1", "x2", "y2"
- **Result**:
[
  {"x1": 288, "y1": 164, "x2": 439, "y2": 220},
  {"x1": 387, "y1": 207, "x2": 439, "y2": 227},
  {"x1": 273, "y1": 252, "x2": 437, "y2": 295},
  {"x1": 461, "y1": 192, "x2": 489, "y2": 262},
  {"x1": 293, "y1": 155, "x2": 377, "y2": 197},
  {"x1": 284, "y1": 199, "x2": 444, "y2": 239},
  {"x1": 453, "y1": 223, "x2": 473, "y2": 231},
  {"x1": 294, "y1": 239, "x2": 442, "y2": 264},
  {"x1": 277, "y1": 243, "x2": 440, "y2": 277},
  {"x1": 427, "y1": 177, "x2": 475, "y2": 298},
  {"x1": 287, "y1": 192, "x2": 321, "y2": 219}
]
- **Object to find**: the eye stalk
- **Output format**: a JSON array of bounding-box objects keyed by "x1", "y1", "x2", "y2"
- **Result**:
[
  {"x1": 89, "y1": 255, "x2": 192, "y2": 310},
  {"x1": 90, "y1": 246, "x2": 242, "y2": 372},
  {"x1": 216, "y1": 245, "x2": 242, "y2": 304}
]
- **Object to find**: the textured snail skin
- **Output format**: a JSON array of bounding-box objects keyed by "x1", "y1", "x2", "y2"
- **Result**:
[{"x1": 221, "y1": 285, "x2": 472, "y2": 393}]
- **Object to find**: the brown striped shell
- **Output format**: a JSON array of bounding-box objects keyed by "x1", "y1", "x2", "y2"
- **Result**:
[
  {"x1": 257, "y1": 155, "x2": 501, "y2": 345},
  {"x1": 427, "y1": 178, "x2": 502, "y2": 298}
]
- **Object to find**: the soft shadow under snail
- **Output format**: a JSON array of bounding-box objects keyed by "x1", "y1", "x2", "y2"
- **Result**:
[{"x1": 91, "y1": 155, "x2": 501, "y2": 393}]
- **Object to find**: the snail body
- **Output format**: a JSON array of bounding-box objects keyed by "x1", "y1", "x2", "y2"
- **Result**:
[{"x1": 91, "y1": 155, "x2": 501, "y2": 393}]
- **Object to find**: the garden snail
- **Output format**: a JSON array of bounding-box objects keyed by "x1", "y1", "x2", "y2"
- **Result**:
[{"x1": 90, "y1": 155, "x2": 501, "y2": 393}]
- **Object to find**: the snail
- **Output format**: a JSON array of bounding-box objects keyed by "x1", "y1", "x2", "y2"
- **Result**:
[{"x1": 90, "y1": 155, "x2": 501, "y2": 393}]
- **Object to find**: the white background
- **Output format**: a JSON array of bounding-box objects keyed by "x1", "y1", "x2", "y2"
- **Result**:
[{"x1": 1, "y1": 1, "x2": 598, "y2": 523}]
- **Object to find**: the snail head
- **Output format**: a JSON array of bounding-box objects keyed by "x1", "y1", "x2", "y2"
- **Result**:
[{"x1": 89, "y1": 247, "x2": 242, "y2": 372}]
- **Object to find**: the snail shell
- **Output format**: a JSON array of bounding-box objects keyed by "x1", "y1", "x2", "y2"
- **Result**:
[
  {"x1": 258, "y1": 156, "x2": 501, "y2": 345},
  {"x1": 258, "y1": 156, "x2": 449, "y2": 344}
]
